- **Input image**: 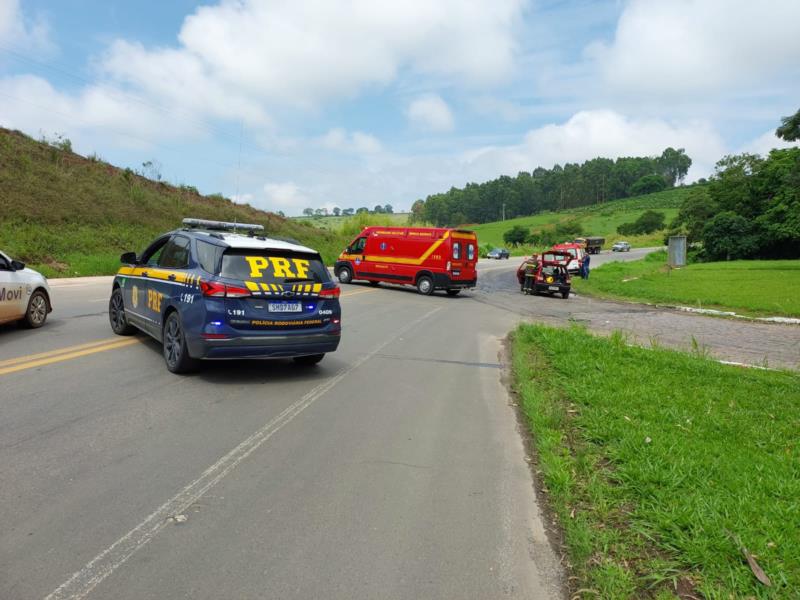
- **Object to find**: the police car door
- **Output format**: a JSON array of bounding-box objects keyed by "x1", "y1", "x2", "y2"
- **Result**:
[
  {"x1": 0, "y1": 252, "x2": 24, "y2": 324},
  {"x1": 149, "y1": 235, "x2": 191, "y2": 335},
  {"x1": 127, "y1": 237, "x2": 169, "y2": 331}
]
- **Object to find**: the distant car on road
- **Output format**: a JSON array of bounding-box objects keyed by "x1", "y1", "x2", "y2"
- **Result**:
[
  {"x1": 109, "y1": 218, "x2": 341, "y2": 373},
  {"x1": 486, "y1": 247, "x2": 510, "y2": 260},
  {"x1": 0, "y1": 250, "x2": 52, "y2": 328},
  {"x1": 612, "y1": 241, "x2": 631, "y2": 252}
]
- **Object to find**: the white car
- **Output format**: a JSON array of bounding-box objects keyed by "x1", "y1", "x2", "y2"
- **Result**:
[
  {"x1": 0, "y1": 250, "x2": 52, "y2": 328},
  {"x1": 612, "y1": 241, "x2": 631, "y2": 252}
]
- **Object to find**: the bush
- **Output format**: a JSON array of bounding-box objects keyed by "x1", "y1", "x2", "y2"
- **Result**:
[
  {"x1": 617, "y1": 210, "x2": 666, "y2": 235},
  {"x1": 630, "y1": 174, "x2": 667, "y2": 196},
  {"x1": 503, "y1": 225, "x2": 529, "y2": 246},
  {"x1": 701, "y1": 211, "x2": 761, "y2": 260}
]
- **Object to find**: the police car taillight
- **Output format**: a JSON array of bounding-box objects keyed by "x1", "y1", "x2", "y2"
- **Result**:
[
  {"x1": 319, "y1": 287, "x2": 341, "y2": 298},
  {"x1": 200, "y1": 281, "x2": 251, "y2": 298}
]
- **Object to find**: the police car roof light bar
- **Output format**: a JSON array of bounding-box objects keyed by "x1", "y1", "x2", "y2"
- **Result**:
[{"x1": 182, "y1": 218, "x2": 264, "y2": 233}]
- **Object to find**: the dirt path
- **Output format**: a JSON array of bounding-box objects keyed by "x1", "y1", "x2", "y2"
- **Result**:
[{"x1": 474, "y1": 263, "x2": 800, "y2": 370}]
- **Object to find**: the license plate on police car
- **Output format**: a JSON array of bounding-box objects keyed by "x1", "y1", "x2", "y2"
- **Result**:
[
  {"x1": 268, "y1": 302, "x2": 302, "y2": 313},
  {"x1": 548, "y1": 286, "x2": 559, "y2": 291}
]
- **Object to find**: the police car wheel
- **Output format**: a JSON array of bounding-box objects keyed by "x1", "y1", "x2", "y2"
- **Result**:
[
  {"x1": 293, "y1": 353, "x2": 324, "y2": 366},
  {"x1": 562, "y1": 291, "x2": 570, "y2": 299},
  {"x1": 337, "y1": 266, "x2": 353, "y2": 284},
  {"x1": 163, "y1": 312, "x2": 197, "y2": 374},
  {"x1": 416, "y1": 276, "x2": 434, "y2": 295},
  {"x1": 23, "y1": 290, "x2": 48, "y2": 328},
  {"x1": 109, "y1": 288, "x2": 136, "y2": 335}
]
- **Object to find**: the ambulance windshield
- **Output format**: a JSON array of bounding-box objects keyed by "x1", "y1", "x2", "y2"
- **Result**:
[{"x1": 220, "y1": 250, "x2": 331, "y2": 284}]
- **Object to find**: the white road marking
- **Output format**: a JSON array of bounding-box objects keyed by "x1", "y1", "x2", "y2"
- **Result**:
[{"x1": 44, "y1": 305, "x2": 443, "y2": 600}]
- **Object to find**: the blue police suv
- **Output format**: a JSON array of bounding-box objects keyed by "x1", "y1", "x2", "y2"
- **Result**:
[{"x1": 109, "y1": 219, "x2": 342, "y2": 373}]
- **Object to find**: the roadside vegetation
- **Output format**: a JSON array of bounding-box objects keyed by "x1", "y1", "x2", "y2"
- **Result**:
[
  {"x1": 472, "y1": 188, "x2": 687, "y2": 255},
  {"x1": 0, "y1": 128, "x2": 348, "y2": 276},
  {"x1": 512, "y1": 324, "x2": 800, "y2": 599},
  {"x1": 573, "y1": 251, "x2": 800, "y2": 318}
]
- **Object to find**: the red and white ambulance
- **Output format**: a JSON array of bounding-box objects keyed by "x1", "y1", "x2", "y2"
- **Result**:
[{"x1": 334, "y1": 226, "x2": 478, "y2": 295}]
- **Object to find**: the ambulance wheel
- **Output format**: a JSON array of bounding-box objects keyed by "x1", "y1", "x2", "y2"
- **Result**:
[
  {"x1": 109, "y1": 288, "x2": 136, "y2": 335},
  {"x1": 23, "y1": 290, "x2": 48, "y2": 328},
  {"x1": 163, "y1": 311, "x2": 198, "y2": 374},
  {"x1": 416, "y1": 276, "x2": 434, "y2": 295},
  {"x1": 446, "y1": 289, "x2": 460, "y2": 297},
  {"x1": 293, "y1": 353, "x2": 324, "y2": 366},
  {"x1": 337, "y1": 266, "x2": 353, "y2": 284}
]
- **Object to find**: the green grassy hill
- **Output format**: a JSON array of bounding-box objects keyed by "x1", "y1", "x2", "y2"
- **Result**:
[
  {"x1": 0, "y1": 128, "x2": 347, "y2": 276},
  {"x1": 471, "y1": 187, "x2": 696, "y2": 254},
  {"x1": 291, "y1": 212, "x2": 409, "y2": 230}
]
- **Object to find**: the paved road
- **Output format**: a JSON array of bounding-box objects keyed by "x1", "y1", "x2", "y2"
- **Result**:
[
  {"x1": 2, "y1": 250, "x2": 797, "y2": 600},
  {"x1": 1, "y1": 276, "x2": 564, "y2": 600}
]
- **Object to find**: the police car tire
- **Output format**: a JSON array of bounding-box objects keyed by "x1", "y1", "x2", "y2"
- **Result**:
[
  {"x1": 163, "y1": 312, "x2": 198, "y2": 374},
  {"x1": 293, "y1": 353, "x2": 324, "y2": 366},
  {"x1": 416, "y1": 275, "x2": 434, "y2": 295},
  {"x1": 109, "y1": 288, "x2": 136, "y2": 335},
  {"x1": 23, "y1": 290, "x2": 48, "y2": 328},
  {"x1": 562, "y1": 291, "x2": 570, "y2": 299},
  {"x1": 338, "y1": 266, "x2": 353, "y2": 284}
]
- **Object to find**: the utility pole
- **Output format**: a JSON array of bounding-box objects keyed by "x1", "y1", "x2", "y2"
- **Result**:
[{"x1": 502, "y1": 203, "x2": 505, "y2": 221}]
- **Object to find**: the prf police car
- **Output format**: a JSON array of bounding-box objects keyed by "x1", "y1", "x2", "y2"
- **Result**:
[
  {"x1": 109, "y1": 219, "x2": 342, "y2": 373},
  {"x1": 0, "y1": 250, "x2": 52, "y2": 328}
]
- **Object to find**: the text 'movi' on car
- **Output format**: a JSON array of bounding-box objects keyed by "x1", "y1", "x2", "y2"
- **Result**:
[
  {"x1": 486, "y1": 247, "x2": 510, "y2": 259},
  {"x1": 334, "y1": 226, "x2": 477, "y2": 296},
  {"x1": 109, "y1": 218, "x2": 341, "y2": 374},
  {"x1": 612, "y1": 241, "x2": 631, "y2": 252},
  {"x1": 0, "y1": 249, "x2": 52, "y2": 329}
]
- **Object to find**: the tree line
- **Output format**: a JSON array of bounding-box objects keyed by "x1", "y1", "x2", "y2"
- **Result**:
[
  {"x1": 409, "y1": 148, "x2": 691, "y2": 226},
  {"x1": 302, "y1": 204, "x2": 393, "y2": 218}
]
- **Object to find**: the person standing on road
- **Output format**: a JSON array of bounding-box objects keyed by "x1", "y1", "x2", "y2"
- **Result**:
[
  {"x1": 523, "y1": 256, "x2": 538, "y2": 294},
  {"x1": 581, "y1": 253, "x2": 591, "y2": 279}
]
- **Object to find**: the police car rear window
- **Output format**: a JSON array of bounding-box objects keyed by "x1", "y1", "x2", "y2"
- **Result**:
[{"x1": 220, "y1": 250, "x2": 330, "y2": 284}]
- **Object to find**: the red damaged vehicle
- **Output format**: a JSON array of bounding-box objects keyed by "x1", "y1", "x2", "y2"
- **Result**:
[{"x1": 515, "y1": 250, "x2": 572, "y2": 299}]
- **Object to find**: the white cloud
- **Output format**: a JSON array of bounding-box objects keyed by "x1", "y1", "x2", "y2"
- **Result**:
[
  {"x1": 587, "y1": 0, "x2": 800, "y2": 96},
  {"x1": 462, "y1": 109, "x2": 726, "y2": 181},
  {"x1": 262, "y1": 182, "x2": 309, "y2": 210},
  {"x1": 0, "y1": 0, "x2": 52, "y2": 53},
  {"x1": 739, "y1": 129, "x2": 800, "y2": 157},
  {"x1": 99, "y1": 0, "x2": 522, "y2": 117},
  {"x1": 407, "y1": 94, "x2": 455, "y2": 132},
  {"x1": 319, "y1": 128, "x2": 381, "y2": 154}
]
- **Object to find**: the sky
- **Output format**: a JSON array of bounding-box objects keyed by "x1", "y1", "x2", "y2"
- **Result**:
[{"x1": 1, "y1": 0, "x2": 798, "y2": 216}]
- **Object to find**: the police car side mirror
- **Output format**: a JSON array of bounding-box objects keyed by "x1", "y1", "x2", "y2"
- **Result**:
[
  {"x1": 10, "y1": 260, "x2": 25, "y2": 271},
  {"x1": 120, "y1": 252, "x2": 138, "y2": 265}
]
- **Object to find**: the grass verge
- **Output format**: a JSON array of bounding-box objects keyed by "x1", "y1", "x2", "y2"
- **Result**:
[
  {"x1": 573, "y1": 251, "x2": 800, "y2": 318},
  {"x1": 512, "y1": 324, "x2": 799, "y2": 598}
]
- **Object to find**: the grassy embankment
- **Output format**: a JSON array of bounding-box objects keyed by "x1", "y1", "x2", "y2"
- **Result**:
[
  {"x1": 472, "y1": 187, "x2": 693, "y2": 255},
  {"x1": 291, "y1": 212, "x2": 409, "y2": 230},
  {"x1": 0, "y1": 128, "x2": 348, "y2": 277},
  {"x1": 573, "y1": 251, "x2": 800, "y2": 318},
  {"x1": 512, "y1": 324, "x2": 799, "y2": 599}
]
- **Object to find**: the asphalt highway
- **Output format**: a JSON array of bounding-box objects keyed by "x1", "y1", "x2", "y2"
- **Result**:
[
  {"x1": 2, "y1": 266, "x2": 566, "y2": 600},
  {"x1": 3, "y1": 248, "x2": 794, "y2": 600}
]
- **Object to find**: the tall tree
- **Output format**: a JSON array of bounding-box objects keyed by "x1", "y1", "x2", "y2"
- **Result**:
[
  {"x1": 332, "y1": 207, "x2": 341, "y2": 216},
  {"x1": 776, "y1": 108, "x2": 800, "y2": 141}
]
